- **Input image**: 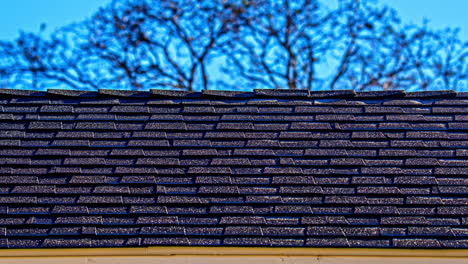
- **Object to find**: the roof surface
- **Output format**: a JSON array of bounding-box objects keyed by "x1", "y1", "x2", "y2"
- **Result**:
[{"x1": 0, "y1": 88, "x2": 467, "y2": 249}]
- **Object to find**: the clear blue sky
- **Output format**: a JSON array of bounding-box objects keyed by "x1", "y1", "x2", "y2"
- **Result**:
[
  {"x1": 0, "y1": 0, "x2": 466, "y2": 41},
  {"x1": 381, "y1": 0, "x2": 467, "y2": 40},
  {"x1": 0, "y1": 0, "x2": 109, "y2": 40}
]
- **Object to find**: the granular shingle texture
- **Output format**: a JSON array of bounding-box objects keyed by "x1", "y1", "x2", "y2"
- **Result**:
[{"x1": 0, "y1": 88, "x2": 468, "y2": 248}]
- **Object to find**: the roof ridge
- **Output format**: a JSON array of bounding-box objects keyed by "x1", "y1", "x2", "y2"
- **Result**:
[{"x1": 0, "y1": 88, "x2": 460, "y2": 99}]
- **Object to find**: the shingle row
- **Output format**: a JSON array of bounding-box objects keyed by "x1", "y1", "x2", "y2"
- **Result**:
[
  {"x1": 0, "y1": 203, "x2": 468, "y2": 214},
  {"x1": 1, "y1": 237, "x2": 468, "y2": 248},
  {"x1": 2, "y1": 88, "x2": 468, "y2": 98},
  {"x1": 0, "y1": 225, "x2": 465, "y2": 237},
  {"x1": 2, "y1": 215, "x2": 468, "y2": 226},
  {"x1": 1, "y1": 157, "x2": 468, "y2": 166}
]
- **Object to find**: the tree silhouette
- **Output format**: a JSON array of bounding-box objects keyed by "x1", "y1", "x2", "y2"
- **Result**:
[{"x1": 0, "y1": 0, "x2": 466, "y2": 91}]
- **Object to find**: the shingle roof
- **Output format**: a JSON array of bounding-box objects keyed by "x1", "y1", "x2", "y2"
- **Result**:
[{"x1": 0, "y1": 88, "x2": 468, "y2": 249}]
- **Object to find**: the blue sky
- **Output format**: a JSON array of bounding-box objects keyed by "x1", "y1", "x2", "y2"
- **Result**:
[
  {"x1": 381, "y1": 0, "x2": 467, "y2": 40},
  {"x1": 0, "y1": 0, "x2": 109, "y2": 40},
  {"x1": 0, "y1": 0, "x2": 466, "y2": 41}
]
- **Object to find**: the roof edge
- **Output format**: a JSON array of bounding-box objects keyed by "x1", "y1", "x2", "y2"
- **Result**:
[
  {"x1": 0, "y1": 88, "x2": 462, "y2": 99},
  {"x1": 0, "y1": 247, "x2": 468, "y2": 258}
]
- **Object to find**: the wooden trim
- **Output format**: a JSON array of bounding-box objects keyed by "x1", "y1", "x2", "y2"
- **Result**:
[{"x1": 0, "y1": 247, "x2": 467, "y2": 258}]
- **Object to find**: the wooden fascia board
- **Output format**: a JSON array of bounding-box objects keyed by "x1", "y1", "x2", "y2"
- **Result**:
[{"x1": 0, "y1": 247, "x2": 467, "y2": 258}]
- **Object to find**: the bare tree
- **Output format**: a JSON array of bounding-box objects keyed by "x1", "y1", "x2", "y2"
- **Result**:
[
  {"x1": 0, "y1": 0, "x2": 466, "y2": 91},
  {"x1": 68, "y1": 0, "x2": 245, "y2": 90},
  {"x1": 224, "y1": 0, "x2": 467, "y2": 91},
  {"x1": 331, "y1": 1, "x2": 467, "y2": 91},
  {"x1": 221, "y1": 0, "x2": 338, "y2": 90},
  {"x1": 428, "y1": 28, "x2": 467, "y2": 90}
]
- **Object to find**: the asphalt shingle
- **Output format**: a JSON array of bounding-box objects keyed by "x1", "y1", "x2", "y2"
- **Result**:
[{"x1": 0, "y1": 89, "x2": 467, "y2": 249}]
